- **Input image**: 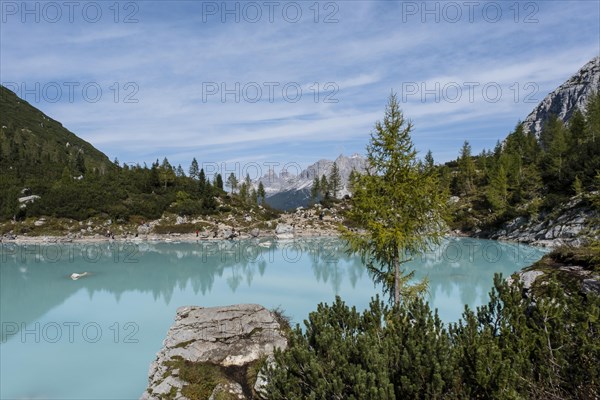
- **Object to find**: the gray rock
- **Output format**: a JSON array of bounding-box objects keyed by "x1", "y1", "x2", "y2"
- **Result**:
[
  {"x1": 582, "y1": 278, "x2": 600, "y2": 294},
  {"x1": 250, "y1": 228, "x2": 260, "y2": 238},
  {"x1": 275, "y1": 224, "x2": 293, "y2": 234},
  {"x1": 523, "y1": 56, "x2": 599, "y2": 137},
  {"x1": 561, "y1": 224, "x2": 583, "y2": 238},
  {"x1": 209, "y1": 382, "x2": 245, "y2": 400},
  {"x1": 253, "y1": 355, "x2": 276, "y2": 399},
  {"x1": 518, "y1": 270, "x2": 545, "y2": 289},
  {"x1": 275, "y1": 223, "x2": 294, "y2": 239},
  {"x1": 142, "y1": 304, "x2": 287, "y2": 400}
]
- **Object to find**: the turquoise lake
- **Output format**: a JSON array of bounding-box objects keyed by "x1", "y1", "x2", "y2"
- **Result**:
[{"x1": 0, "y1": 238, "x2": 548, "y2": 399}]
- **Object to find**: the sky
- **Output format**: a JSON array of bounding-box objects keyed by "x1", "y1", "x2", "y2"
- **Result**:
[{"x1": 1, "y1": 0, "x2": 599, "y2": 176}]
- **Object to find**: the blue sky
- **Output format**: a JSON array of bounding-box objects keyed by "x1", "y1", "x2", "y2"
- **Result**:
[{"x1": 1, "y1": 0, "x2": 599, "y2": 174}]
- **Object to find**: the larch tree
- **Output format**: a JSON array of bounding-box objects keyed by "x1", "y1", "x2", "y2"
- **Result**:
[{"x1": 342, "y1": 93, "x2": 448, "y2": 306}]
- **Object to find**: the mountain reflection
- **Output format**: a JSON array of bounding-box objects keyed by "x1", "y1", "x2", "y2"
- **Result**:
[{"x1": 0, "y1": 238, "x2": 547, "y2": 341}]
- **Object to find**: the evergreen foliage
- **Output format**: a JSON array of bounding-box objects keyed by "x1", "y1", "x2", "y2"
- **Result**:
[
  {"x1": 443, "y1": 92, "x2": 600, "y2": 231},
  {"x1": 329, "y1": 161, "x2": 342, "y2": 198},
  {"x1": 266, "y1": 276, "x2": 600, "y2": 399},
  {"x1": 342, "y1": 93, "x2": 448, "y2": 305}
]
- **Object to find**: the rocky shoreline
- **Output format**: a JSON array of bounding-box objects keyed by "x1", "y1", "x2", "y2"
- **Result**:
[
  {"x1": 1, "y1": 206, "x2": 348, "y2": 245},
  {"x1": 475, "y1": 195, "x2": 599, "y2": 248}
]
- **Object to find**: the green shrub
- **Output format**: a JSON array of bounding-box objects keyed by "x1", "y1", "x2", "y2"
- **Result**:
[{"x1": 265, "y1": 275, "x2": 600, "y2": 399}]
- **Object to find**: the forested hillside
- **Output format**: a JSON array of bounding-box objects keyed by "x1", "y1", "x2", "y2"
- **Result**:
[
  {"x1": 440, "y1": 92, "x2": 600, "y2": 233},
  {"x1": 0, "y1": 85, "x2": 265, "y2": 223}
]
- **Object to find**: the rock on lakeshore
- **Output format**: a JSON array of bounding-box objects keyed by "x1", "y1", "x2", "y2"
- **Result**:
[
  {"x1": 481, "y1": 196, "x2": 599, "y2": 247},
  {"x1": 141, "y1": 304, "x2": 288, "y2": 400}
]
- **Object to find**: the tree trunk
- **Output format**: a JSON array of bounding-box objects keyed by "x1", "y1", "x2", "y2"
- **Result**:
[{"x1": 394, "y1": 250, "x2": 400, "y2": 306}]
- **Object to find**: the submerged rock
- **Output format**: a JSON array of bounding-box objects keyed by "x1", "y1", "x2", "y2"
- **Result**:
[{"x1": 142, "y1": 304, "x2": 288, "y2": 400}]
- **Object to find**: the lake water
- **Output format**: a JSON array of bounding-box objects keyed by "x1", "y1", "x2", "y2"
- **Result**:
[{"x1": 0, "y1": 237, "x2": 547, "y2": 400}]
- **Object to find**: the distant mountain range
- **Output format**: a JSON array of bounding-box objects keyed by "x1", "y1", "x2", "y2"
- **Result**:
[
  {"x1": 2, "y1": 56, "x2": 599, "y2": 213},
  {"x1": 264, "y1": 56, "x2": 600, "y2": 210},
  {"x1": 260, "y1": 154, "x2": 366, "y2": 210},
  {"x1": 523, "y1": 56, "x2": 599, "y2": 136}
]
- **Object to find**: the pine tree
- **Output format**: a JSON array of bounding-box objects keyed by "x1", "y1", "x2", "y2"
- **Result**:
[
  {"x1": 458, "y1": 141, "x2": 476, "y2": 195},
  {"x1": 189, "y1": 158, "x2": 199, "y2": 179},
  {"x1": 585, "y1": 92, "x2": 600, "y2": 143},
  {"x1": 486, "y1": 164, "x2": 509, "y2": 212},
  {"x1": 198, "y1": 168, "x2": 206, "y2": 193},
  {"x1": 257, "y1": 181, "x2": 266, "y2": 204},
  {"x1": 342, "y1": 93, "x2": 448, "y2": 306},
  {"x1": 176, "y1": 164, "x2": 185, "y2": 177},
  {"x1": 159, "y1": 158, "x2": 175, "y2": 189},
  {"x1": 226, "y1": 173, "x2": 238, "y2": 194},
  {"x1": 424, "y1": 149, "x2": 434, "y2": 171},
  {"x1": 548, "y1": 123, "x2": 568, "y2": 182},
  {"x1": 215, "y1": 173, "x2": 224, "y2": 191},
  {"x1": 347, "y1": 169, "x2": 358, "y2": 195},
  {"x1": 569, "y1": 109, "x2": 586, "y2": 146},
  {"x1": 310, "y1": 176, "x2": 320, "y2": 201},
  {"x1": 320, "y1": 174, "x2": 329, "y2": 199},
  {"x1": 328, "y1": 161, "x2": 342, "y2": 198},
  {"x1": 239, "y1": 182, "x2": 248, "y2": 201}
]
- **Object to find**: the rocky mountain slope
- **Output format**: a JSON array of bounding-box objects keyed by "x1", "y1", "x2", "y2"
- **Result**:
[{"x1": 522, "y1": 56, "x2": 600, "y2": 136}]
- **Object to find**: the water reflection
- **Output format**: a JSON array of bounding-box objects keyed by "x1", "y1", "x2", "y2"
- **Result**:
[
  {"x1": 0, "y1": 238, "x2": 547, "y2": 342},
  {"x1": 0, "y1": 238, "x2": 549, "y2": 400}
]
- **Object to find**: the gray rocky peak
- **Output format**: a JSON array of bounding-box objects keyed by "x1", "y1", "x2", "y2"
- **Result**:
[{"x1": 523, "y1": 56, "x2": 600, "y2": 136}]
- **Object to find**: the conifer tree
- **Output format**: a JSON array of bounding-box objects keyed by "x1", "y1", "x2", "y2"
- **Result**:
[
  {"x1": 214, "y1": 173, "x2": 224, "y2": 191},
  {"x1": 310, "y1": 176, "x2": 320, "y2": 201},
  {"x1": 189, "y1": 158, "x2": 199, "y2": 179},
  {"x1": 198, "y1": 168, "x2": 206, "y2": 192},
  {"x1": 226, "y1": 173, "x2": 238, "y2": 194},
  {"x1": 320, "y1": 174, "x2": 329, "y2": 199},
  {"x1": 159, "y1": 158, "x2": 175, "y2": 189},
  {"x1": 328, "y1": 161, "x2": 342, "y2": 198},
  {"x1": 486, "y1": 164, "x2": 509, "y2": 212},
  {"x1": 424, "y1": 149, "x2": 435, "y2": 171},
  {"x1": 458, "y1": 141, "x2": 476, "y2": 195},
  {"x1": 342, "y1": 93, "x2": 448, "y2": 305},
  {"x1": 257, "y1": 181, "x2": 266, "y2": 205}
]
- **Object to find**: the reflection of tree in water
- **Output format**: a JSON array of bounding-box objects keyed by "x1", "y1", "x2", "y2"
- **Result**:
[
  {"x1": 308, "y1": 239, "x2": 366, "y2": 294},
  {"x1": 0, "y1": 238, "x2": 546, "y2": 340},
  {"x1": 1, "y1": 240, "x2": 277, "y2": 337}
]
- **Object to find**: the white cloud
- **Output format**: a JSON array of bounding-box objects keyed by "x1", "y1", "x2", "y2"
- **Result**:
[{"x1": 1, "y1": 0, "x2": 598, "y2": 165}]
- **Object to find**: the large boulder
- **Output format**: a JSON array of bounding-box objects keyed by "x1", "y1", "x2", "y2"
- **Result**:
[
  {"x1": 142, "y1": 304, "x2": 288, "y2": 400},
  {"x1": 275, "y1": 223, "x2": 294, "y2": 239}
]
